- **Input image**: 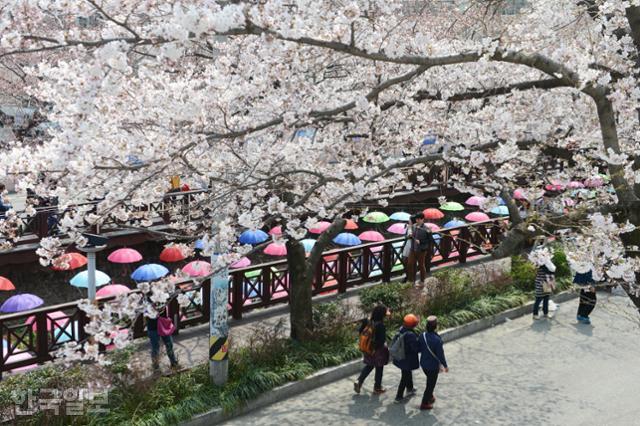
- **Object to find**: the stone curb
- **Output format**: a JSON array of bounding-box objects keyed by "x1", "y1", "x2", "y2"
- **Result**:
[{"x1": 182, "y1": 289, "x2": 577, "y2": 426}]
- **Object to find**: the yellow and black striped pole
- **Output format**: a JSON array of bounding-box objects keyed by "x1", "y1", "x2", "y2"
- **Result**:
[{"x1": 209, "y1": 233, "x2": 229, "y2": 385}]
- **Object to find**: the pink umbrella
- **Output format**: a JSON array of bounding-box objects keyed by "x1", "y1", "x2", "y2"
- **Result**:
[
  {"x1": 465, "y1": 212, "x2": 490, "y2": 222},
  {"x1": 387, "y1": 223, "x2": 406, "y2": 235},
  {"x1": 513, "y1": 189, "x2": 528, "y2": 200},
  {"x1": 25, "y1": 311, "x2": 70, "y2": 331},
  {"x1": 425, "y1": 222, "x2": 440, "y2": 231},
  {"x1": 264, "y1": 243, "x2": 287, "y2": 256},
  {"x1": 359, "y1": 231, "x2": 385, "y2": 242},
  {"x1": 568, "y1": 181, "x2": 584, "y2": 189},
  {"x1": 96, "y1": 284, "x2": 131, "y2": 297},
  {"x1": 108, "y1": 248, "x2": 143, "y2": 264},
  {"x1": 182, "y1": 260, "x2": 212, "y2": 277},
  {"x1": 309, "y1": 221, "x2": 331, "y2": 234},
  {"x1": 544, "y1": 184, "x2": 564, "y2": 192},
  {"x1": 268, "y1": 226, "x2": 282, "y2": 236},
  {"x1": 465, "y1": 196, "x2": 486, "y2": 206},
  {"x1": 584, "y1": 177, "x2": 603, "y2": 188},
  {"x1": 562, "y1": 198, "x2": 575, "y2": 207},
  {"x1": 231, "y1": 257, "x2": 251, "y2": 269}
]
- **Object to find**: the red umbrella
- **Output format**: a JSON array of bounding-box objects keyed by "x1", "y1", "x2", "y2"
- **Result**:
[
  {"x1": 344, "y1": 219, "x2": 358, "y2": 230},
  {"x1": 0, "y1": 276, "x2": 15, "y2": 291},
  {"x1": 423, "y1": 208, "x2": 444, "y2": 220},
  {"x1": 51, "y1": 253, "x2": 88, "y2": 271},
  {"x1": 159, "y1": 246, "x2": 187, "y2": 262}
]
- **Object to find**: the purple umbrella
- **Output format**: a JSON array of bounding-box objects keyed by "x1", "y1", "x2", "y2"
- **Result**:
[{"x1": 0, "y1": 294, "x2": 44, "y2": 313}]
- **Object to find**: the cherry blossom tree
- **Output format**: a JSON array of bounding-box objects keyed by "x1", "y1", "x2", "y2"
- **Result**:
[{"x1": 0, "y1": 0, "x2": 640, "y2": 352}]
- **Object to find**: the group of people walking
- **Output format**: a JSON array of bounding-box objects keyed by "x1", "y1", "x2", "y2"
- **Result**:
[{"x1": 355, "y1": 305, "x2": 448, "y2": 410}]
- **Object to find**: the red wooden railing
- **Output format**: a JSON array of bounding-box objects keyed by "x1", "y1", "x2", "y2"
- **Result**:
[{"x1": 0, "y1": 218, "x2": 506, "y2": 378}]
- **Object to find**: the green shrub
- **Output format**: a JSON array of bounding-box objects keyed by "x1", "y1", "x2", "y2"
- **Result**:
[
  {"x1": 510, "y1": 255, "x2": 537, "y2": 291},
  {"x1": 359, "y1": 282, "x2": 411, "y2": 315},
  {"x1": 551, "y1": 248, "x2": 571, "y2": 278}
]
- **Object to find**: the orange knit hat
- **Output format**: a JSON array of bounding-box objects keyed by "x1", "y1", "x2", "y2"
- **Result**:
[{"x1": 403, "y1": 314, "x2": 419, "y2": 328}]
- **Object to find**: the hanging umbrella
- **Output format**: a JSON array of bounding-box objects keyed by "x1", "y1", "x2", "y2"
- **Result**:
[
  {"x1": 25, "y1": 310, "x2": 70, "y2": 331},
  {"x1": 0, "y1": 276, "x2": 15, "y2": 291},
  {"x1": 333, "y1": 233, "x2": 362, "y2": 246},
  {"x1": 264, "y1": 243, "x2": 287, "y2": 256},
  {"x1": 51, "y1": 253, "x2": 88, "y2": 271},
  {"x1": 182, "y1": 260, "x2": 213, "y2": 277},
  {"x1": 465, "y1": 196, "x2": 486, "y2": 206},
  {"x1": 131, "y1": 264, "x2": 169, "y2": 281},
  {"x1": 300, "y1": 239, "x2": 317, "y2": 253},
  {"x1": 230, "y1": 257, "x2": 251, "y2": 269},
  {"x1": 107, "y1": 248, "x2": 142, "y2": 264},
  {"x1": 490, "y1": 206, "x2": 509, "y2": 216},
  {"x1": 389, "y1": 212, "x2": 411, "y2": 222},
  {"x1": 344, "y1": 219, "x2": 359, "y2": 230},
  {"x1": 239, "y1": 229, "x2": 269, "y2": 245},
  {"x1": 562, "y1": 198, "x2": 575, "y2": 207},
  {"x1": 423, "y1": 208, "x2": 444, "y2": 220},
  {"x1": 194, "y1": 239, "x2": 205, "y2": 250},
  {"x1": 497, "y1": 197, "x2": 506, "y2": 206},
  {"x1": 96, "y1": 284, "x2": 131, "y2": 297},
  {"x1": 387, "y1": 223, "x2": 406, "y2": 235},
  {"x1": 0, "y1": 294, "x2": 44, "y2": 313},
  {"x1": 465, "y1": 212, "x2": 490, "y2": 222},
  {"x1": 567, "y1": 181, "x2": 584, "y2": 189},
  {"x1": 159, "y1": 246, "x2": 187, "y2": 262},
  {"x1": 70, "y1": 270, "x2": 111, "y2": 288},
  {"x1": 309, "y1": 221, "x2": 331, "y2": 234},
  {"x1": 544, "y1": 184, "x2": 564, "y2": 192},
  {"x1": 359, "y1": 231, "x2": 385, "y2": 242},
  {"x1": 584, "y1": 177, "x2": 603, "y2": 188},
  {"x1": 363, "y1": 211, "x2": 390, "y2": 223},
  {"x1": 425, "y1": 222, "x2": 440, "y2": 231},
  {"x1": 513, "y1": 189, "x2": 528, "y2": 200},
  {"x1": 443, "y1": 219, "x2": 466, "y2": 228},
  {"x1": 440, "y1": 202, "x2": 464, "y2": 212},
  {"x1": 268, "y1": 226, "x2": 282, "y2": 236}
]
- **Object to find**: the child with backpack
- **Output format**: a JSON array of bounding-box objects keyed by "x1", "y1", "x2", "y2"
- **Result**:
[
  {"x1": 391, "y1": 314, "x2": 420, "y2": 403},
  {"x1": 354, "y1": 305, "x2": 389, "y2": 395}
]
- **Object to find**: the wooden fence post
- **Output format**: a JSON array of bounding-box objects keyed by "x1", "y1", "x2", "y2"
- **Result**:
[
  {"x1": 381, "y1": 243, "x2": 392, "y2": 283},
  {"x1": 338, "y1": 251, "x2": 348, "y2": 293},
  {"x1": 35, "y1": 313, "x2": 50, "y2": 363},
  {"x1": 231, "y1": 273, "x2": 244, "y2": 320},
  {"x1": 458, "y1": 227, "x2": 471, "y2": 264},
  {"x1": 202, "y1": 279, "x2": 211, "y2": 322}
]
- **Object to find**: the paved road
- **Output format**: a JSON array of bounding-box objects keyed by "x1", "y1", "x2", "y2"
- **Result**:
[{"x1": 226, "y1": 291, "x2": 640, "y2": 426}]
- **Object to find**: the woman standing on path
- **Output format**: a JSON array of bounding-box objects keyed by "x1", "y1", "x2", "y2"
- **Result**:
[
  {"x1": 417, "y1": 316, "x2": 448, "y2": 410},
  {"x1": 146, "y1": 313, "x2": 180, "y2": 372},
  {"x1": 533, "y1": 257, "x2": 556, "y2": 320},
  {"x1": 354, "y1": 305, "x2": 389, "y2": 395},
  {"x1": 392, "y1": 314, "x2": 420, "y2": 403},
  {"x1": 574, "y1": 270, "x2": 597, "y2": 324}
]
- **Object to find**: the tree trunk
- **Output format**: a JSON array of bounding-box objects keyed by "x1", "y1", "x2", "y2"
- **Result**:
[{"x1": 287, "y1": 240, "x2": 314, "y2": 342}]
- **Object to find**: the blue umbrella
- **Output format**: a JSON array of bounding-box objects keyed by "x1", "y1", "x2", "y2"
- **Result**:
[
  {"x1": 497, "y1": 197, "x2": 506, "y2": 205},
  {"x1": 239, "y1": 230, "x2": 269, "y2": 245},
  {"x1": 490, "y1": 206, "x2": 509, "y2": 216},
  {"x1": 333, "y1": 232, "x2": 362, "y2": 246},
  {"x1": 300, "y1": 239, "x2": 316, "y2": 253},
  {"x1": 131, "y1": 264, "x2": 169, "y2": 281},
  {"x1": 389, "y1": 212, "x2": 411, "y2": 221},
  {"x1": 194, "y1": 239, "x2": 205, "y2": 250},
  {"x1": 443, "y1": 219, "x2": 466, "y2": 229},
  {"x1": 70, "y1": 270, "x2": 111, "y2": 288},
  {"x1": 432, "y1": 233, "x2": 441, "y2": 243}
]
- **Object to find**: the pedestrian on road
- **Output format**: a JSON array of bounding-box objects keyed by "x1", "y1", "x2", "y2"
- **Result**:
[
  {"x1": 146, "y1": 314, "x2": 179, "y2": 372},
  {"x1": 391, "y1": 314, "x2": 420, "y2": 403},
  {"x1": 406, "y1": 213, "x2": 433, "y2": 287},
  {"x1": 417, "y1": 315, "x2": 448, "y2": 410},
  {"x1": 355, "y1": 305, "x2": 389, "y2": 395},
  {"x1": 574, "y1": 270, "x2": 597, "y2": 324},
  {"x1": 533, "y1": 257, "x2": 556, "y2": 320}
]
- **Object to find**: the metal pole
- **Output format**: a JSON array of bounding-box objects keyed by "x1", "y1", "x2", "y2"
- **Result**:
[
  {"x1": 209, "y1": 225, "x2": 229, "y2": 385},
  {"x1": 87, "y1": 251, "x2": 97, "y2": 301}
]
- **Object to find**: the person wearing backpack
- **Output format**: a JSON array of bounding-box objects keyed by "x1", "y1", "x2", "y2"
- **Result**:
[
  {"x1": 417, "y1": 316, "x2": 448, "y2": 410},
  {"x1": 391, "y1": 314, "x2": 420, "y2": 403},
  {"x1": 354, "y1": 305, "x2": 389, "y2": 395}
]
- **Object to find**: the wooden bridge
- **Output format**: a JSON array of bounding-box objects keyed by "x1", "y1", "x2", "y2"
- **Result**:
[{"x1": 0, "y1": 217, "x2": 506, "y2": 378}]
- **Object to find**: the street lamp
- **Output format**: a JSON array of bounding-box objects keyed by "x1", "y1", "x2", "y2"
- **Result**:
[{"x1": 77, "y1": 233, "x2": 108, "y2": 301}]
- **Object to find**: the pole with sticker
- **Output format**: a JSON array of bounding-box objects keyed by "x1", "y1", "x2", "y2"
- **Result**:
[{"x1": 209, "y1": 221, "x2": 229, "y2": 385}]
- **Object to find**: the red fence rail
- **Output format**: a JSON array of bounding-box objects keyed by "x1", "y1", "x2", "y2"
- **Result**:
[{"x1": 0, "y1": 218, "x2": 507, "y2": 378}]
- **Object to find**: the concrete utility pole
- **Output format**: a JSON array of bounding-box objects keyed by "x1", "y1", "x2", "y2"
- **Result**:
[
  {"x1": 78, "y1": 234, "x2": 108, "y2": 301},
  {"x1": 209, "y1": 223, "x2": 229, "y2": 385}
]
